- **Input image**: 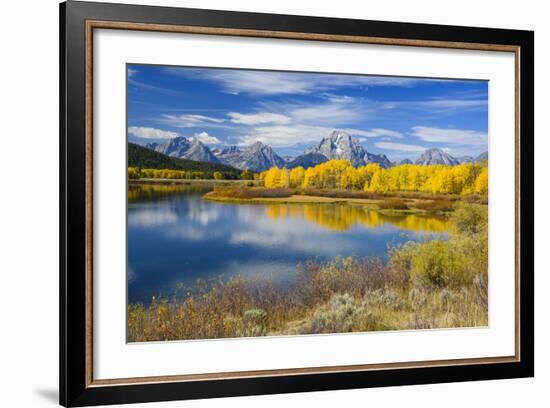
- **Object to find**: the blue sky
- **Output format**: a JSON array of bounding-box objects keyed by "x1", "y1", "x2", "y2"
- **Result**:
[{"x1": 127, "y1": 64, "x2": 488, "y2": 161}]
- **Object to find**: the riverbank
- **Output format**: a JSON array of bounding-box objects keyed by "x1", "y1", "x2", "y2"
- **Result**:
[
  {"x1": 202, "y1": 187, "x2": 486, "y2": 214},
  {"x1": 129, "y1": 178, "x2": 261, "y2": 186}
]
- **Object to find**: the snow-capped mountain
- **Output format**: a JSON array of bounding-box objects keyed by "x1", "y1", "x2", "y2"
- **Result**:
[
  {"x1": 415, "y1": 148, "x2": 460, "y2": 166},
  {"x1": 184, "y1": 138, "x2": 220, "y2": 163},
  {"x1": 215, "y1": 146, "x2": 241, "y2": 159},
  {"x1": 216, "y1": 142, "x2": 285, "y2": 172},
  {"x1": 306, "y1": 130, "x2": 392, "y2": 168},
  {"x1": 150, "y1": 136, "x2": 220, "y2": 163},
  {"x1": 314, "y1": 130, "x2": 367, "y2": 166},
  {"x1": 475, "y1": 151, "x2": 488, "y2": 162},
  {"x1": 152, "y1": 136, "x2": 191, "y2": 157},
  {"x1": 141, "y1": 130, "x2": 482, "y2": 172}
]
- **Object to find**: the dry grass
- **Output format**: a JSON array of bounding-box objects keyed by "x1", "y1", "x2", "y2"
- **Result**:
[
  {"x1": 204, "y1": 187, "x2": 487, "y2": 210},
  {"x1": 412, "y1": 198, "x2": 454, "y2": 212},
  {"x1": 300, "y1": 189, "x2": 384, "y2": 200},
  {"x1": 205, "y1": 187, "x2": 294, "y2": 199},
  {"x1": 378, "y1": 199, "x2": 410, "y2": 210},
  {"x1": 127, "y1": 203, "x2": 488, "y2": 342},
  {"x1": 127, "y1": 255, "x2": 487, "y2": 342}
]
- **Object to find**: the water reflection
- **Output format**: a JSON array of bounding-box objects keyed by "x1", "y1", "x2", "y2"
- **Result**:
[
  {"x1": 265, "y1": 204, "x2": 448, "y2": 233},
  {"x1": 128, "y1": 183, "x2": 205, "y2": 202},
  {"x1": 127, "y1": 185, "x2": 449, "y2": 304}
]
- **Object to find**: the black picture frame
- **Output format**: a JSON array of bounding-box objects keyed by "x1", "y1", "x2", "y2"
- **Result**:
[{"x1": 60, "y1": 1, "x2": 534, "y2": 406}]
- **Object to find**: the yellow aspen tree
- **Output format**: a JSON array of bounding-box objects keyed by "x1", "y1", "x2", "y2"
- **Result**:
[
  {"x1": 279, "y1": 168, "x2": 290, "y2": 188},
  {"x1": 289, "y1": 167, "x2": 305, "y2": 188},
  {"x1": 475, "y1": 167, "x2": 489, "y2": 194}
]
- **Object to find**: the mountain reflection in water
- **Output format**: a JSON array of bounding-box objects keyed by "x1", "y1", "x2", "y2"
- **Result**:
[{"x1": 127, "y1": 184, "x2": 449, "y2": 304}]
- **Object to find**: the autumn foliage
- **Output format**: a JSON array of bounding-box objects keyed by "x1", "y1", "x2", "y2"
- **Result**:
[{"x1": 260, "y1": 159, "x2": 488, "y2": 195}]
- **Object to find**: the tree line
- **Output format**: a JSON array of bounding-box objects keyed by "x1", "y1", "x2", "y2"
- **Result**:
[
  {"x1": 260, "y1": 160, "x2": 488, "y2": 195},
  {"x1": 128, "y1": 167, "x2": 256, "y2": 181}
]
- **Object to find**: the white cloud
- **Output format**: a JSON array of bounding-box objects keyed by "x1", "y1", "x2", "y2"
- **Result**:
[
  {"x1": 128, "y1": 126, "x2": 177, "y2": 139},
  {"x1": 345, "y1": 128, "x2": 402, "y2": 138},
  {"x1": 192, "y1": 131, "x2": 221, "y2": 145},
  {"x1": 128, "y1": 68, "x2": 138, "y2": 78},
  {"x1": 228, "y1": 112, "x2": 291, "y2": 125},
  {"x1": 422, "y1": 99, "x2": 487, "y2": 109},
  {"x1": 238, "y1": 125, "x2": 401, "y2": 148},
  {"x1": 166, "y1": 68, "x2": 430, "y2": 96},
  {"x1": 161, "y1": 114, "x2": 225, "y2": 128},
  {"x1": 411, "y1": 126, "x2": 487, "y2": 146},
  {"x1": 375, "y1": 142, "x2": 427, "y2": 153},
  {"x1": 383, "y1": 98, "x2": 487, "y2": 112},
  {"x1": 257, "y1": 96, "x2": 371, "y2": 127},
  {"x1": 239, "y1": 125, "x2": 330, "y2": 147},
  {"x1": 290, "y1": 102, "x2": 364, "y2": 125}
]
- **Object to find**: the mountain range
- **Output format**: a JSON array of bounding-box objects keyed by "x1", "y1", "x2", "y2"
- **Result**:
[
  {"x1": 147, "y1": 137, "x2": 219, "y2": 163},
  {"x1": 128, "y1": 143, "x2": 242, "y2": 177},
  {"x1": 140, "y1": 130, "x2": 487, "y2": 172}
]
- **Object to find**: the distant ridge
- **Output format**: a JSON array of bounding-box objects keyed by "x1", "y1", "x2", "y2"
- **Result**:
[
  {"x1": 286, "y1": 152, "x2": 328, "y2": 169},
  {"x1": 135, "y1": 130, "x2": 486, "y2": 171},
  {"x1": 215, "y1": 142, "x2": 285, "y2": 172},
  {"x1": 128, "y1": 143, "x2": 241, "y2": 176},
  {"x1": 151, "y1": 136, "x2": 221, "y2": 164},
  {"x1": 415, "y1": 148, "x2": 460, "y2": 166},
  {"x1": 475, "y1": 151, "x2": 488, "y2": 162}
]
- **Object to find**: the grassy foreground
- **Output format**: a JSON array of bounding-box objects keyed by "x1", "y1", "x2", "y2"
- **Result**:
[{"x1": 127, "y1": 203, "x2": 488, "y2": 342}]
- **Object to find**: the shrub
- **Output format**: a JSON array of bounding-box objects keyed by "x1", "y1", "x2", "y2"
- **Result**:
[
  {"x1": 389, "y1": 203, "x2": 487, "y2": 288},
  {"x1": 310, "y1": 293, "x2": 357, "y2": 333},
  {"x1": 362, "y1": 289, "x2": 403, "y2": 310},
  {"x1": 392, "y1": 239, "x2": 474, "y2": 287},
  {"x1": 128, "y1": 167, "x2": 142, "y2": 179},
  {"x1": 242, "y1": 309, "x2": 268, "y2": 337},
  {"x1": 408, "y1": 286, "x2": 428, "y2": 308},
  {"x1": 378, "y1": 199, "x2": 409, "y2": 210},
  {"x1": 450, "y1": 202, "x2": 488, "y2": 236},
  {"x1": 413, "y1": 199, "x2": 454, "y2": 212}
]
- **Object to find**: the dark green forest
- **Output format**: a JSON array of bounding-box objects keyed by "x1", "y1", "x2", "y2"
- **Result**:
[{"x1": 128, "y1": 143, "x2": 241, "y2": 178}]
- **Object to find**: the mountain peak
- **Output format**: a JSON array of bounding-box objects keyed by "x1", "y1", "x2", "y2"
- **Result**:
[
  {"x1": 415, "y1": 148, "x2": 459, "y2": 166},
  {"x1": 153, "y1": 136, "x2": 191, "y2": 157},
  {"x1": 328, "y1": 129, "x2": 352, "y2": 142},
  {"x1": 310, "y1": 130, "x2": 391, "y2": 168},
  {"x1": 150, "y1": 135, "x2": 220, "y2": 163},
  {"x1": 315, "y1": 130, "x2": 365, "y2": 166},
  {"x1": 248, "y1": 141, "x2": 268, "y2": 150},
  {"x1": 184, "y1": 138, "x2": 220, "y2": 163},
  {"x1": 216, "y1": 141, "x2": 284, "y2": 172}
]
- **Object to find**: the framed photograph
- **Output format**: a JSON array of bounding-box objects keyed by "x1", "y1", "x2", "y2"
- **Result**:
[{"x1": 60, "y1": 1, "x2": 534, "y2": 406}]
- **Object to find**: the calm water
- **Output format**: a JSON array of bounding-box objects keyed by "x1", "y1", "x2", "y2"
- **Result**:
[{"x1": 128, "y1": 185, "x2": 449, "y2": 304}]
